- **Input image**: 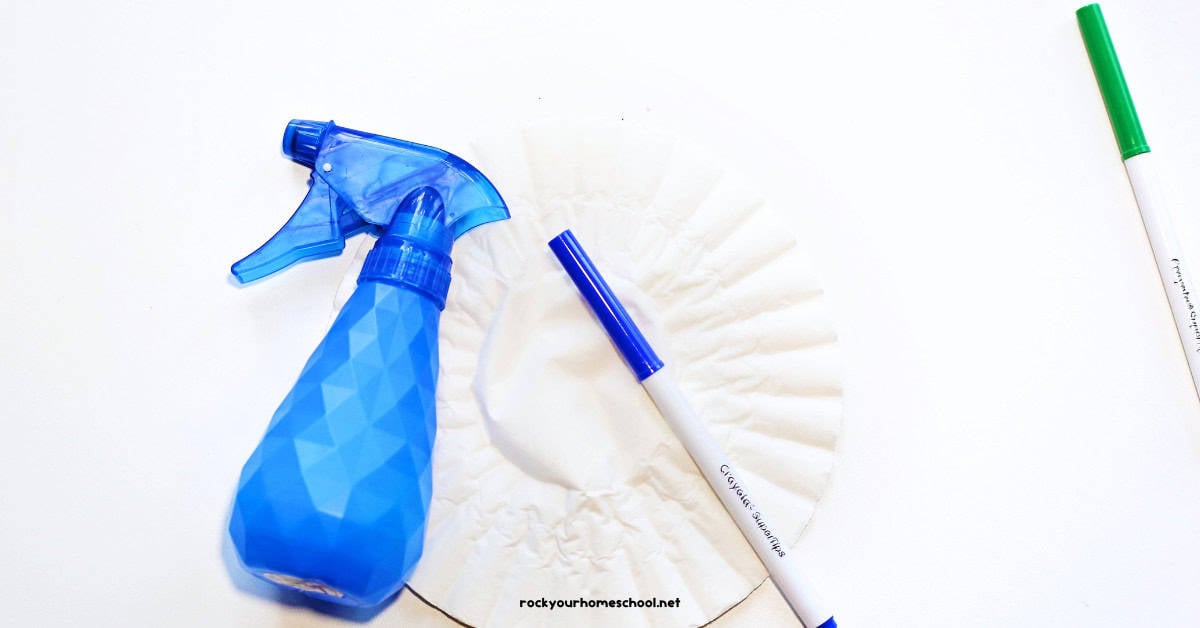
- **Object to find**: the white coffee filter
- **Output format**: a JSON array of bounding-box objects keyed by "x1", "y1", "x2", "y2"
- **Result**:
[{"x1": 330, "y1": 121, "x2": 841, "y2": 627}]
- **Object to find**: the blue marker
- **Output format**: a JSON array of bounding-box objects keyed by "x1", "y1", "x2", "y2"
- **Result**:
[{"x1": 549, "y1": 229, "x2": 837, "y2": 628}]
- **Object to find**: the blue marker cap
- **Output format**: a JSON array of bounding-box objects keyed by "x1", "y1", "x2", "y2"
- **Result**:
[{"x1": 549, "y1": 229, "x2": 664, "y2": 381}]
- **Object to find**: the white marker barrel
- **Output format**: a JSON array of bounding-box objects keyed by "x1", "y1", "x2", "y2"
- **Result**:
[
  {"x1": 1124, "y1": 154, "x2": 1200, "y2": 392},
  {"x1": 643, "y1": 367, "x2": 835, "y2": 628}
]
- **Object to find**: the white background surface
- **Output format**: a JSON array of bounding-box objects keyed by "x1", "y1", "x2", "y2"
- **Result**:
[{"x1": 2, "y1": 1, "x2": 1199, "y2": 626}]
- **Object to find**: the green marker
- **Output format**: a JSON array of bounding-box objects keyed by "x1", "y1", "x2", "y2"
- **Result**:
[{"x1": 1078, "y1": 4, "x2": 1200, "y2": 397}]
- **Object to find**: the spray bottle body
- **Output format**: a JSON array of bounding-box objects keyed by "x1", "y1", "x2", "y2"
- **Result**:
[
  {"x1": 228, "y1": 120, "x2": 508, "y2": 606},
  {"x1": 231, "y1": 188, "x2": 454, "y2": 607}
]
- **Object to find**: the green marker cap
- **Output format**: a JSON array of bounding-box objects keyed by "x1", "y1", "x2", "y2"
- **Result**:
[{"x1": 1076, "y1": 3, "x2": 1150, "y2": 159}]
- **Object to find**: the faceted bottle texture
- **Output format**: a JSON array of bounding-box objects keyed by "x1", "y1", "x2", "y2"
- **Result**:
[{"x1": 230, "y1": 281, "x2": 440, "y2": 607}]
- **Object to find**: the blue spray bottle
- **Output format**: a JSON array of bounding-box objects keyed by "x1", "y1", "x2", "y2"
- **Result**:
[{"x1": 228, "y1": 120, "x2": 508, "y2": 607}]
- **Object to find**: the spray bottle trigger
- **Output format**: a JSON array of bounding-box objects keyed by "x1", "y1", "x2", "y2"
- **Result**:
[{"x1": 231, "y1": 176, "x2": 368, "y2": 284}]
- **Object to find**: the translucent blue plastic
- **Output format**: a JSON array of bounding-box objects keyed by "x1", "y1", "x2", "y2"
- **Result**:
[
  {"x1": 229, "y1": 122, "x2": 509, "y2": 607},
  {"x1": 232, "y1": 120, "x2": 509, "y2": 284}
]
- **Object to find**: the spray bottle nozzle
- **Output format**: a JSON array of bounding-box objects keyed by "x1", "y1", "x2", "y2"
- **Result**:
[
  {"x1": 281, "y1": 119, "x2": 326, "y2": 168},
  {"x1": 232, "y1": 120, "x2": 509, "y2": 284}
]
